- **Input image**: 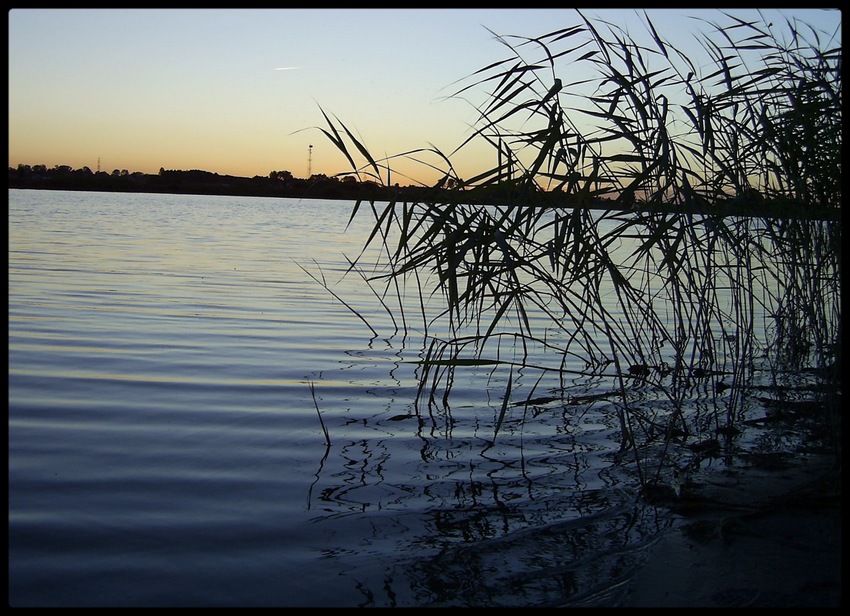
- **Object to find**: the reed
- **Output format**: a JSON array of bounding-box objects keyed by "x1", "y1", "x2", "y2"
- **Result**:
[
  {"x1": 309, "y1": 380, "x2": 332, "y2": 448},
  {"x1": 316, "y1": 10, "x2": 841, "y2": 489}
]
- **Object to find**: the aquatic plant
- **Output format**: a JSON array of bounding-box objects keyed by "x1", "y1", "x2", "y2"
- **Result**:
[{"x1": 316, "y1": 10, "x2": 841, "y2": 489}]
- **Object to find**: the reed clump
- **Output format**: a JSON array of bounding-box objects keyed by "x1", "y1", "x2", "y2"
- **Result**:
[{"x1": 317, "y1": 10, "x2": 841, "y2": 490}]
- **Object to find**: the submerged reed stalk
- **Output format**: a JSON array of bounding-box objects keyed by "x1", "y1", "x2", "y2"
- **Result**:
[{"x1": 309, "y1": 380, "x2": 332, "y2": 447}]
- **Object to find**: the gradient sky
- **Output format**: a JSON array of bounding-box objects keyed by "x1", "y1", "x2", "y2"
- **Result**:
[{"x1": 8, "y1": 8, "x2": 841, "y2": 186}]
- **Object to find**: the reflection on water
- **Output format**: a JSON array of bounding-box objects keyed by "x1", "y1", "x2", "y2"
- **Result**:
[
  {"x1": 8, "y1": 189, "x2": 828, "y2": 607},
  {"x1": 301, "y1": 362, "x2": 677, "y2": 606}
]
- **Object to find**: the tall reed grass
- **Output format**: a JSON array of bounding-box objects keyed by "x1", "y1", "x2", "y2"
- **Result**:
[{"x1": 316, "y1": 10, "x2": 841, "y2": 490}]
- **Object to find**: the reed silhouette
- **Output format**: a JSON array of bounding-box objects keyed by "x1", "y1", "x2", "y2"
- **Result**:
[{"x1": 316, "y1": 10, "x2": 841, "y2": 492}]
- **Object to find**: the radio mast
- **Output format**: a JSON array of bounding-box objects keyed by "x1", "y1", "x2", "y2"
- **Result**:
[{"x1": 308, "y1": 145, "x2": 313, "y2": 178}]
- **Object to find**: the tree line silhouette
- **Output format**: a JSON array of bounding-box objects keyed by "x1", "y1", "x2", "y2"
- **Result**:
[
  {"x1": 8, "y1": 163, "x2": 831, "y2": 220},
  {"x1": 10, "y1": 163, "x2": 562, "y2": 207},
  {"x1": 9, "y1": 163, "x2": 440, "y2": 202}
]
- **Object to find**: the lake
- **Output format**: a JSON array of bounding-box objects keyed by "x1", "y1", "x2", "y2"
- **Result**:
[{"x1": 8, "y1": 188, "x2": 818, "y2": 607}]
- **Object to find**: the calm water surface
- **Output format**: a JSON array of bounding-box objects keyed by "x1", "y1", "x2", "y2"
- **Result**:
[{"x1": 10, "y1": 189, "x2": 683, "y2": 606}]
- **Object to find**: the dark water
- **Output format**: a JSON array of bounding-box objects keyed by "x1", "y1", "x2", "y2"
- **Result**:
[{"x1": 9, "y1": 189, "x2": 751, "y2": 606}]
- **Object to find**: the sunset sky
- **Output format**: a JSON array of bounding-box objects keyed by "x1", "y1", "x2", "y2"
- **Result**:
[{"x1": 8, "y1": 8, "x2": 840, "y2": 187}]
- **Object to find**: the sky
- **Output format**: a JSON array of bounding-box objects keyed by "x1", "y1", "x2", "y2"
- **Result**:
[{"x1": 8, "y1": 8, "x2": 841, "y2": 187}]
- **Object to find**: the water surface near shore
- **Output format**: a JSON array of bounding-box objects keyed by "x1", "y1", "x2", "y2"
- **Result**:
[{"x1": 9, "y1": 189, "x2": 833, "y2": 607}]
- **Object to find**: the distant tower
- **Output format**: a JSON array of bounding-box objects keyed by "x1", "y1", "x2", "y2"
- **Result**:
[
  {"x1": 97, "y1": 157, "x2": 101, "y2": 173},
  {"x1": 308, "y1": 144, "x2": 313, "y2": 178}
]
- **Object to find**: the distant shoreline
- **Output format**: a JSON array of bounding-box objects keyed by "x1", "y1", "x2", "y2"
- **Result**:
[{"x1": 9, "y1": 171, "x2": 837, "y2": 221}]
